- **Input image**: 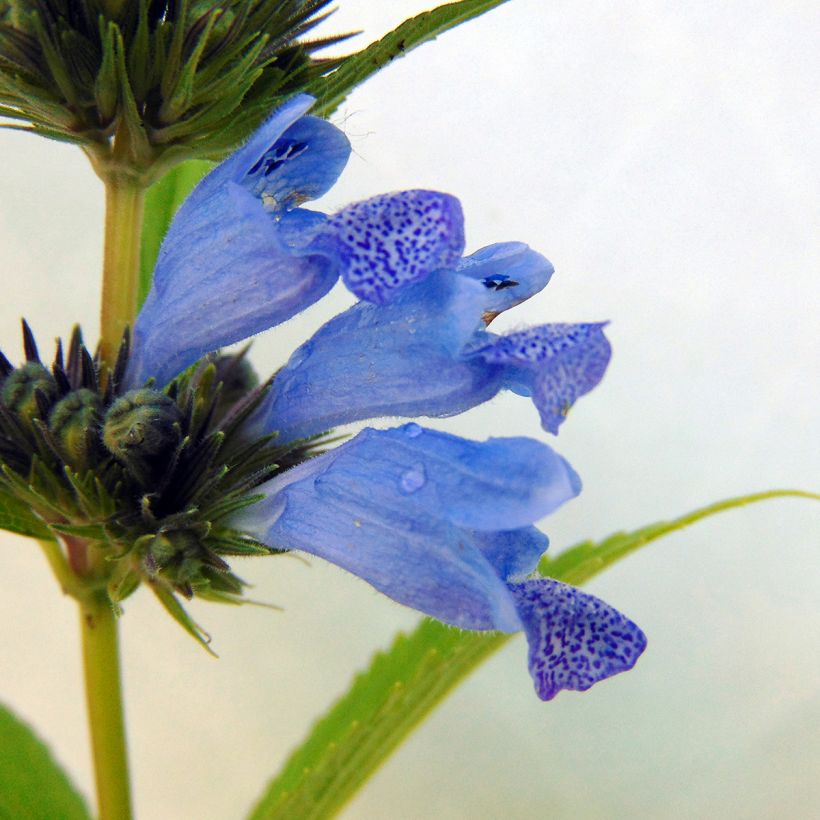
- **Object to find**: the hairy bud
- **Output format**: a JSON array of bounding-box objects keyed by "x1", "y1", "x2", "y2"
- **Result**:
[
  {"x1": 103, "y1": 388, "x2": 183, "y2": 486},
  {"x1": 1, "y1": 362, "x2": 58, "y2": 422},
  {"x1": 49, "y1": 388, "x2": 104, "y2": 472}
]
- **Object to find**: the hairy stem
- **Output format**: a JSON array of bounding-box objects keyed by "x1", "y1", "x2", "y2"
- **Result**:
[
  {"x1": 79, "y1": 590, "x2": 133, "y2": 820},
  {"x1": 100, "y1": 180, "x2": 145, "y2": 368}
]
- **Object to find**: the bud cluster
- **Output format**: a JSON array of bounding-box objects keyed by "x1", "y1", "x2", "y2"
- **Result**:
[
  {"x1": 0, "y1": 321, "x2": 317, "y2": 636},
  {"x1": 0, "y1": 1, "x2": 350, "y2": 183}
]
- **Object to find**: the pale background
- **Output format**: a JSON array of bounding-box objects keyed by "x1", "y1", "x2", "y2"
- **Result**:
[{"x1": 1, "y1": 2, "x2": 818, "y2": 818}]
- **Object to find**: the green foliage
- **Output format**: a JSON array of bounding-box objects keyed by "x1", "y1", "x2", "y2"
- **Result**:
[
  {"x1": 0, "y1": 702, "x2": 90, "y2": 820},
  {"x1": 539, "y1": 489, "x2": 820, "y2": 585},
  {"x1": 248, "y1": 489, "x2": 817, "y2": 820},
  {"x1": 309, "y1": 0, "x2": 513, "y2": 117},
  {"x1": 248, "y1": 622, "x2": 502, "y2": 820},
  {"x1": 0, "y1": 1, "x2": 349, "y2": 182},
  {"x1": 139, "y1": 158, "x2": 212, "y2": 305},
  {"x1": 0, "y1": 485, "x2": 52, "y2": 539}
]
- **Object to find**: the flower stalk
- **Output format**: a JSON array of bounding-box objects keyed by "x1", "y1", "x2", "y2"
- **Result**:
[{"x1": 79, "y1": 587, "x2": 133, "y2": 820}]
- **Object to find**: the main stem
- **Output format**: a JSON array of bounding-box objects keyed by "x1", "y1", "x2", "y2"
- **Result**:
[
  {"x1": 100, "y1": 179, "x2": 145, "y2": 368},
  {"x1": 79, "y1": 172, "x2": 145, "y2": 818},
  {"x1": 79, "y1": 592, "x2": 133, "y2": 820}
]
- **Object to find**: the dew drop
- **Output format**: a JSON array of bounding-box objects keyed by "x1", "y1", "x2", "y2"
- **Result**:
[
  {"x1": 403, "y1": 422, "x2": 422, "y2": 438},
  {"x1": 399, "y1": 462, "x2": 427, "y2": 494}
]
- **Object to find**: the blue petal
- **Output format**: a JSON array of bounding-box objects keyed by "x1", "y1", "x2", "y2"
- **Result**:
[
  {"x1": 509, "y1": 579, "x2": 647, "y2": 701},
  {"x1": 250, "y1": 271, "x2": 501, "y2": 441},
  {"x1": 243, "y1": 115, "x2": 350, "y2": 210},
  {"x1": 472, "y1": 527, "x2": 550, "y2": 581},
  {"x1": 469, "y1": 323, "x2": 612, "y2": 434},
  {"x1": 185, "y1": 94, "x2": 315, "y2": 207},
  {"x1": 456, "y1": 242, "x2": 554, "y2": 318},
  {"x1": 128, "y1": 96, "x2": 351, "y2": 387},
  {"x1": 235, "y1": 425, "x2": 580, "y2": 630},
  {"x1": 129, "y1": 185, "x2": 341, "y2": 387},
  {"x1": 328, "y1": 190, "x2": 465, "y2": 304}
]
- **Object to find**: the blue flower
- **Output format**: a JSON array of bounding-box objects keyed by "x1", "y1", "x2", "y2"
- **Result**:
[
  {"x1": 236, "y1": 424, "x2": 646, "y2": 700},
  {"x1": 127, "y1": 95, "x2": 646, "y2": 700}
]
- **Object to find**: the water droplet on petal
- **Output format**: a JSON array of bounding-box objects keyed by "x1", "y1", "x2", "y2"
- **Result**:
[
  {"x1": 403, "y1": 422, "x2": 423, "y2": 438},
  {"x1": 399, "y1": 462, "x2": 427, "y2": 494}
]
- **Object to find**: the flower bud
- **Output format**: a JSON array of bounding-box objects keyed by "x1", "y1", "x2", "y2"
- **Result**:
[
  {"x1": 1, "y1": 362, "x2": 58, "y2": 423},
  {"x1": 211, "y1": 352, "x2": 260, "y2": 421},
  {"x1": 102, "y1": 389, "x2": 183, "y2": 487},
  {"x1": 48, "y1": 388, "x2": 104, "y2": 472}
]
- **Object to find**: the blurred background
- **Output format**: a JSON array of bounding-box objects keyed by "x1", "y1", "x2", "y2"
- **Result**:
[{"x1": 1, "y1": 1, "x2": 818, "y2": 818}]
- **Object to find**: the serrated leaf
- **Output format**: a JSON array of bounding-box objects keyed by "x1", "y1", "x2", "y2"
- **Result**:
[
  {"x1": 539, "y1": 488, "x2": 820, "y2": 585},
  {"x1": 0, "y1": 486, "x2": 52, "y2": 539},
  {"x1": 0, "y1": 701, "x2": 91, "y2": 820},
  {"x1": 248, "y1": 489, "x2": 817, "y2": 820},
  {"x1": 138, "y1": 158, "x2": 213, "y2": 305},
  {"x1": 309, "y1": 0, "x2": 512, "y2": 117}
]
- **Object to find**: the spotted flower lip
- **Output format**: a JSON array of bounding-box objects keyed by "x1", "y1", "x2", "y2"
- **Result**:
[{"x1": 125, "y1": 95, "x2": 646, "y2": 700}]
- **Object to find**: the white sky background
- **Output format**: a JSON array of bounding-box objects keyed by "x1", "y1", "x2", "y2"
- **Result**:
[{"x1": 1, "y1": 1, "x2": 819, "y2": 818}]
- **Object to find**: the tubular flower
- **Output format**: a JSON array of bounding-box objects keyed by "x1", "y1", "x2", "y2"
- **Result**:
[{"x1": 2, "y1": 95, "x2": 645, "y2": 699}]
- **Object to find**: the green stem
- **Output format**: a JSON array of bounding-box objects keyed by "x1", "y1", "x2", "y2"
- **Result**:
[
  {"x1": 100, "y1": 180, "x2": 145, "y2": 368},
  {"x1": 79, "y1": 591, "x2": 133, "y2": 820},
  {"x1": 38, "y1": 538, "x2": 85, "y2": 598}
]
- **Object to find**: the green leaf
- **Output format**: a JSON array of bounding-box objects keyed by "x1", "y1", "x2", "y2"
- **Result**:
[
  {"x1": 0, "y1": 702, "x2": 91, "y2": 820},
  {"x1": 248, "y1": 489, "x2": 818, "y2": 820},
  {"x1": 0, "y1": 486, "x2": 52, "y2": 540},
  {"x1": 138, "y1": 159, "x2": 213, "y2": 306},
  {"x1": 539, "y1": 488, "x2": 820, "y2": 586},
  {"x1": 309, "y1": 0, "x2": 513, "y2": 117}
]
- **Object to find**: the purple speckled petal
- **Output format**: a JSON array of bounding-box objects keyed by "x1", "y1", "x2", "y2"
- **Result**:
[
  {"x1": 328, "y1": 190, "x2": 465, "y2": 304},
  {"x1": 509, "y1": 578, "x2": 647, "y2": 701},
  {"x1": 471, "y1": 323, "x2": 612, "y2": 434}
]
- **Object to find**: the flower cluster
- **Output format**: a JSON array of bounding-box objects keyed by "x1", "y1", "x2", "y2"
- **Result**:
[
  {"x1": 128, "y1": 94, "x2": 646, "y2": 700},
  {"x1": 0, "y1": 94, "x2": 645, "y2": 700}
]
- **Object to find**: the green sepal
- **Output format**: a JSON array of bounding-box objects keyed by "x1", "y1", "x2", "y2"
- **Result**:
[
  {"x1": 108, "y1": 560, "x2": 142, "y2": 604},
  {"x1": 149, "y1": 580, "x2": 217, "y2": 657},
  {"x1": 94, "y1": 21, "x2": 118, "y2": 122},
  {"x1": 247, "y1": 489, "x2": 818, "y2": 820},
  {"x1": 0, "y1": 485, "x2": 52, "y2": 539},
  {"x1": 0, "y1": 701, "x2": 91, "y2": 820},
  {"x1": 49, "y1": 521, "x2": 109, "y2": 541},
  {"x1": 1, "y1": 1, "x2": 349, "y2": 180},
  {"x1": 309, "y1": 0, "x2": 513, "y2": 117}
]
